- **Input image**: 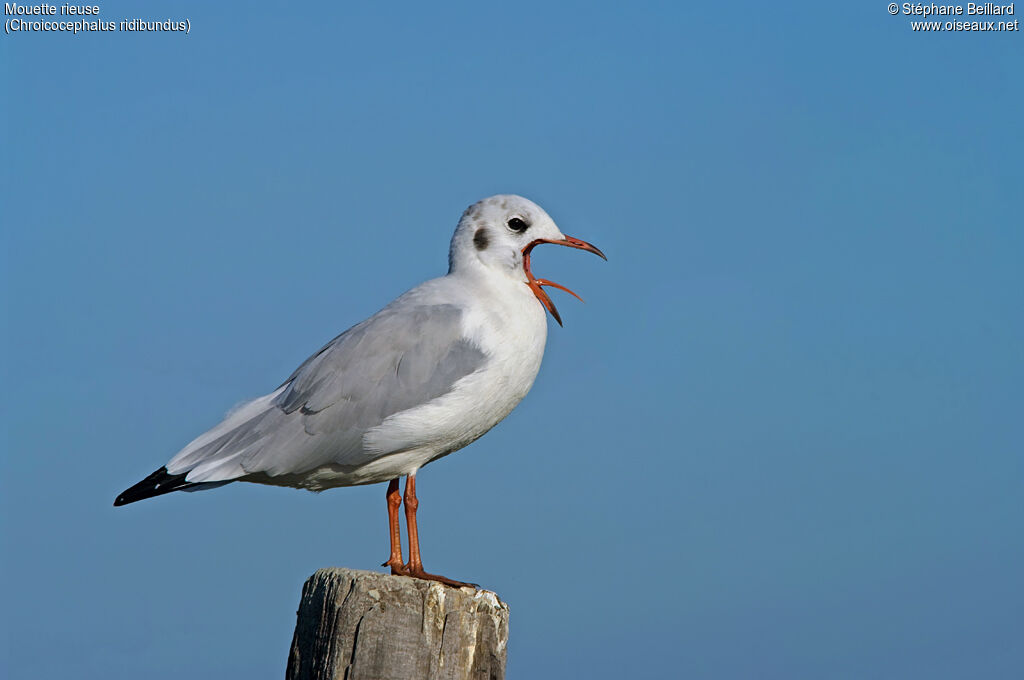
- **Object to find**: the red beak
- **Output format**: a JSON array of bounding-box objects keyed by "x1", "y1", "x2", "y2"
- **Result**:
[{"x1": 521, "y1": 235, "x2": 607, "y2": 326}]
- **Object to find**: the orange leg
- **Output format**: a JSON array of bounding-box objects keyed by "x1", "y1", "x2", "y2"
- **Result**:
[
  {"x1": 381, "y1": 479, "x2": 408, "y2": 575},
  {"x1": 402, "y1": 474, "x2": 476, "y2": 588}
]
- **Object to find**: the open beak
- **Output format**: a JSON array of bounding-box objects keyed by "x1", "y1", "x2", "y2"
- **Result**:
[{"x1": 522, "y1": 235, "x2": 607, "y2": 326}]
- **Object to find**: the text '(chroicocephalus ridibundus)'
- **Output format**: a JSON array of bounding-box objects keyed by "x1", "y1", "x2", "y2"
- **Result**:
[{"x1": 114, "y1": 194, "x2": 605, "y2": 587}]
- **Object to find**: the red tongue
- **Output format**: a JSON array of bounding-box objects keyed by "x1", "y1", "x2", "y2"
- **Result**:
[
  {"x1": 522, "y1": 241, "x2": 585, "y2": 327},
  {"x1": 534, "y1": 278, "x2": 583, "y2": 302},
  {"x1": 521, "y1": 234, "x2": 604, "y2": 326},
  {"x1": 526, "y1": 276, "x2": 563, "y2": 326}
]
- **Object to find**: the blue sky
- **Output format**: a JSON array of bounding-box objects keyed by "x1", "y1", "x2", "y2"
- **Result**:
[{"x1": 3, "y1": 2, "x2": 1022, "y2": 678}]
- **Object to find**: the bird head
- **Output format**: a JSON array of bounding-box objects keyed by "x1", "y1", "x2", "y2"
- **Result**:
[{"x1": 449, "y1": 194, "x2": 606, "y2": 325}]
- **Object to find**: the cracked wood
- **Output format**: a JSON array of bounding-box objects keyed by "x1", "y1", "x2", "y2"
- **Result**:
[{"x1": 287, "y1": 568, "x2": 509, "y2": 680}]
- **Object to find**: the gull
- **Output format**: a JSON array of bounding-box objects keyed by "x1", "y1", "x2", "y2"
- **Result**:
[{"x1": 114, "y1": 194, "x2": 605, "y2": 587}]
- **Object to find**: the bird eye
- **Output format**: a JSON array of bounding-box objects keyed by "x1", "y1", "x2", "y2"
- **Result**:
[{"x1": 506, "y1": 217, "x2": 530, "y2": 233}]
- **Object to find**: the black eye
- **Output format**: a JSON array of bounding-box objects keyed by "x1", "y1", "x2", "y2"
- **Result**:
[{"x1": 507, "y1": 216, "x2": 530, "y2": 233}]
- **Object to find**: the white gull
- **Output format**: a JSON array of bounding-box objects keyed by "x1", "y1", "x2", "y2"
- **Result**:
[{"x1": 114, "y1": 194, "x2": 605, "y2": 586}]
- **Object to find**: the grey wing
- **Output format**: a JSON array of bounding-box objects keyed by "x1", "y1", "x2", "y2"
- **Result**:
[{"x1": 166, "y1": 303, "x2": 487, "y2": 482}]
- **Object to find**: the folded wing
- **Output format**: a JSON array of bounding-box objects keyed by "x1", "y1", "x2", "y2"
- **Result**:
[{"x1": 166, "y1": 303, "x2": 487, "y2": 483}]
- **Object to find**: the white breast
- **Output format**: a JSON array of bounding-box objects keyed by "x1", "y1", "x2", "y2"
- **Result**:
[{"x1": 352, "y1": 273, "x2": 548, "y2": 483}]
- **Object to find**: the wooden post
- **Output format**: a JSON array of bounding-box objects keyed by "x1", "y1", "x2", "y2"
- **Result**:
[{"x1": 286, "y1": 568, "x2": 509, "y2": 680}]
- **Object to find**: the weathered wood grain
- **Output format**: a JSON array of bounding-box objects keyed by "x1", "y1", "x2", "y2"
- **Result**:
[{"x1": 286, "y1": 568, "x2": 508, "y2": 680}]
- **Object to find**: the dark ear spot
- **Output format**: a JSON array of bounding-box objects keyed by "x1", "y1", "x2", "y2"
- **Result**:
[{"x1": 473, "y1": 228, "x2": 489, "y2": 251}]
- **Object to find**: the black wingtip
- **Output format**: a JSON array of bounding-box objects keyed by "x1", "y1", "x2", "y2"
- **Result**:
[{"x1": 113, "y1": 466, "x2": 192, "y2": 507}]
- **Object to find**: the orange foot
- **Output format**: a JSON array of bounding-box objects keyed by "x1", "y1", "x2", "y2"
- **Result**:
[
  {"x1": 382, "y1": 556, "x2": 409, "y2": 576},
  {"x1": 404, "y1": 564, "x2": 477, "y2": 589}
]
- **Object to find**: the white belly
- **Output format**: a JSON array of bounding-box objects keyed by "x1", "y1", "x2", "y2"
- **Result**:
[{"x1": 307, "y1": 278, "x2": 549, "y2": 487}]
